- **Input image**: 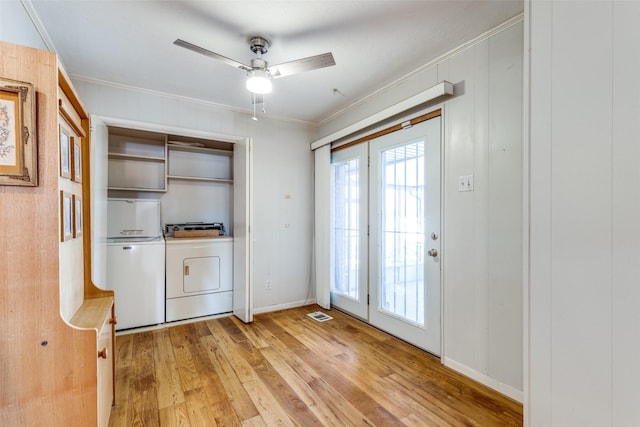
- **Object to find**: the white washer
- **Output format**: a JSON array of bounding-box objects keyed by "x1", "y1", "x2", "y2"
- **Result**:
[
  {"x1": 106, "y1": 199, "x2": 165, "y2": 331},
  {"x1": 107, "y1": 237, "x2": 165, "y2": 330},
  {"x1": 165, "y1": 236, "x2": 233, "y2": 322}
]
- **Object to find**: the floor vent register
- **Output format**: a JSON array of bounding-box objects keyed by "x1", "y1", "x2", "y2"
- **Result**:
[{"x1": 307, "y1": 311, "x2": 333, "y2": 322}]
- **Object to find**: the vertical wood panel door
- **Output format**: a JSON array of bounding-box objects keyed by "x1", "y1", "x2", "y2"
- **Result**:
[{"x1": 330, "y1": 115, "x2": 442, "y2": 355}]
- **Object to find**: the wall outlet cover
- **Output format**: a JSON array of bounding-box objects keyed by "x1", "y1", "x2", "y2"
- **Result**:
[{"x1": 458, "y1": 174, "x2": 474, "y2": 192}]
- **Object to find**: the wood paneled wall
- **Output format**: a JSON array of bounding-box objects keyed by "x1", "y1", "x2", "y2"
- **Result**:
[{"x1": 0, "y1": 41, "x2": 98, "y2": 426}]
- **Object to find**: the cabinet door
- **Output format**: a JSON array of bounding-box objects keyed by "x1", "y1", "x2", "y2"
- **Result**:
[{"x1": 97, "y1": 313, "x2": 114, "y2": 427}]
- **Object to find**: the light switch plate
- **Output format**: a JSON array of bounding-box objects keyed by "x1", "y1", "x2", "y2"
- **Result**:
[{"x1": 458, "y1": 174, "x2": 474, "y2": 192}]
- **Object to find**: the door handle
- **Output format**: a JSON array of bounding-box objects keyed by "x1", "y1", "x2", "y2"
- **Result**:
[
  {"x1": 184, "y1": 265, "x2": 189, "y2": 276},
  {"x1": 427, "y1": 249, "x2": 438, "y2": 257}
]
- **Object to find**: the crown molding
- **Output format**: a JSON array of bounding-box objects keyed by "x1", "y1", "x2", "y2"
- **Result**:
[
  {"x1": 20, "y1": 0, "x2": 57, "y2": 53},
  {"x1": 69, "y1": 74, "x2": 315, "y2": 127}
]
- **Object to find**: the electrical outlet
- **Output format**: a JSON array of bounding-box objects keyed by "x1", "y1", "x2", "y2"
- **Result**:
[
  {"x1": 458, "y1": 174, "x2": 474, "y2": 192},
  {"x1": 266, "y1": 280, "x2": 272, "y2": 290}
]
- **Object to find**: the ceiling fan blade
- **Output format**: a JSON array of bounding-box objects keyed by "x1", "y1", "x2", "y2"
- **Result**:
[
  {"x1": 268, "y1": 52, "x2": 335, "y2": 79},
  {"x1": 174, "y1": 39, "x2": 252, "y2": 72}
]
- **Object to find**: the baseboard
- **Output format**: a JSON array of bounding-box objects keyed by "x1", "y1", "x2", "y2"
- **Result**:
[
  {"x1": 253, "y1": 299, "x2": 317, "y2": 315},
  {"x1": 115, "y1": 311, "x2": 233, "y2": 336},
  {"x1": 443, "y1": 357, "x2": 524, "y2": 403}
]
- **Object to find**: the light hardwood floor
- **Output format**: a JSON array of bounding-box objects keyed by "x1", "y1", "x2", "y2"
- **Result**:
[{"x1": 108, "y1": 305, "x2": 522, "y2": 426}]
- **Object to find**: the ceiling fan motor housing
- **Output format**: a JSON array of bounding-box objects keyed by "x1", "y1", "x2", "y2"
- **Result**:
[
  {"x1": 249, "y1": 36, "x2": 270, "y2": 55},
  {"x1": 250, "y1": 57, "x2": 268, "y2": 71}
]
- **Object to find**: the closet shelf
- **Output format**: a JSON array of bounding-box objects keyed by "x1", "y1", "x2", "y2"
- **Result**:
[
  {"x1": 167, "y1": 175, "x2": 233, "y2": 183},
  {"x1": 107, "y1": 186, "x2": 167, "y2": 192},
  {"x1": 167, "y1": 143, "x2": 232, "y2": 157},
  {"x1": 108, "y1": 152, "x2": 165, "y2": 162}
]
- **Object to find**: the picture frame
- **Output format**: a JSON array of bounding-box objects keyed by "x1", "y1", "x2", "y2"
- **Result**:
[
  {"x1": 72, "y1": 137, "x2": 82, "y2": 183},
  {"x1": 0, "y1": 77, "x2": 37, "y2": 186},
  {"x1": 59, "y1": 125, "x2": 71, "y2": 179},
  {"x1": 60, "y1": 191, "x2": 73, "y2": 242},
  {"x1": 73, "y1": 194, "x2": 82, "y2": 237}
]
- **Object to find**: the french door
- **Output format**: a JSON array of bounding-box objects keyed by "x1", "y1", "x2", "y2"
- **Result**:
[
  {"x1": 330, "y1": 115, "x2": 441, "y2": 355},
  {"x1": 330, "y1": 143, "x2": 369, "y2": 320}
]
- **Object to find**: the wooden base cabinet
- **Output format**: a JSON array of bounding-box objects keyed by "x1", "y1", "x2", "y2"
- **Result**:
[
  {"x1": 72, "y1": 297, "x2": 116, "y2": 427},
  {"x1": 0, "y1": 41, "x2": 115, "y2": 426}
]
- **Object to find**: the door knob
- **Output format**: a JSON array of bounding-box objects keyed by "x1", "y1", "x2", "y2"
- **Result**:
[{"x1": 427, "y1": 249, "x2": 438, "y2": 257}]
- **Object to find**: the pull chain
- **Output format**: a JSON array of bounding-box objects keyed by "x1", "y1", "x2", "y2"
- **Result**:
[{"x1": 252, "y1": 92, "x2": 257, "y2": 121}]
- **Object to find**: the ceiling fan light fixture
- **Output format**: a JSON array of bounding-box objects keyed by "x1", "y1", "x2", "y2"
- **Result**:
[{"x1": 246, "y1": 69, "x2": 272, "y2": 94}]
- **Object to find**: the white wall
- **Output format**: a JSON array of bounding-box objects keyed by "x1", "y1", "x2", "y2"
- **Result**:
[
  {"x1": 317, "y1": 19, "x2": 524, "y2": 399},
  {"x1": 73, "y1": 79, "x2": 315, "y2": 313},
  {"x1": 526, "y1": 1, "x2": 640, "y2": 426},
  {"x1": 0, "y1": 1, "x2": 48, "y2": 50}
]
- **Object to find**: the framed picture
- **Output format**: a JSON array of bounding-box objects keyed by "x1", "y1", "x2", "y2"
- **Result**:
[
  {"x1": 72, "y1": 137, "x2": 82, "y2": 182},
  {"x1": 73, "y1": 194, "x2": 82, "y2": 237},
  {"x1": 59, "y1": 125, "x2": 71, "y2": 179},
  {"x1": 60, "y1": 191, "x2": 73, "y2": 242},
  {"x1": 0, "y1": 77, "x2": 37, "y2": 186}
]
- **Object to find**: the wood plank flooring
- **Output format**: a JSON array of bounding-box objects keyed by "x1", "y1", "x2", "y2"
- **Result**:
[{"x1": 108, "y1": 305, "x2": 522, "y2": 426}]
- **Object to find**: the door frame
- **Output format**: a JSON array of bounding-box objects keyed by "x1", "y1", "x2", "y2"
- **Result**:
[
  {"x1": 328, "y1": 104, "x2": 446, "y2": 358},
  {"x1": 89, "y1": 115, "x2": 254, "y2": 322}
]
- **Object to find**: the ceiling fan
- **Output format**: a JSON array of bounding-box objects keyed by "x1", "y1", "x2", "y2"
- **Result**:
[{"x1": 173, "y1": 36, "x2": 336, "y2": 95}]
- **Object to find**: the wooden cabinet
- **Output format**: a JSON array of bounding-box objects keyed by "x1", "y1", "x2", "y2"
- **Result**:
[
  {"x1": 71, "y1": 298, "x2": 116, "y2": 427},
  {"x1": 0, "y1": 41, "x2": 115, "y2": 426}
]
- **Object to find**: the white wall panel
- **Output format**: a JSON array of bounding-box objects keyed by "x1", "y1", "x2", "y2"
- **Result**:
[
  {"x1": 527, "y1": 0, "x2": 640, "y2": 425},
  {"x1": 90, "y1": 116, "x2": 109, "y2": 289},
  {"x1": 526, "y1": 0, "x2": 553, "y2": 423},
  {"x1": 551, "y1": 4, "x2": 612, "y2": 425},
  {"x1": 611, "y1": 3, "x2": 640, "y2": 425},
  {"x1": 250, "y1": 118, "x2": 314, "y2": 310},
  {"x1": 442, "y1": 44, "x2": 479, "y2": 370},
  {"x1": 161, "y1": 96, "x2": 180, "y2": 127},
  {"x1": 487, "y1": 22, "x2": 523, "y2": 390},
  {"x1": 472, "y1": 38, "x2": 490, "y2": 376},
  {"x1": 138, "y1": 91, "x2": 163, "y2": 124}
]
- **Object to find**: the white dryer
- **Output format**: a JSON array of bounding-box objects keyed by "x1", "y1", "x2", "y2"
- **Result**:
[{"x1": 164, "y1": 224, "x2": 233, "y2": 322}]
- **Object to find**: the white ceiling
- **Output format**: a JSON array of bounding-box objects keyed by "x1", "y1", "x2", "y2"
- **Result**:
[{"x1": 30, "y1": 0, "x2": 523, "y2": 124}]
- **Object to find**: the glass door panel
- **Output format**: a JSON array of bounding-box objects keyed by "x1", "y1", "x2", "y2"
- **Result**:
[
  {"x1": 379, "y1": 141, "x2": 425, "y2": 325},
  {"x1": 330, "y1": 143, "x2": 368, "y2": 319}
]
